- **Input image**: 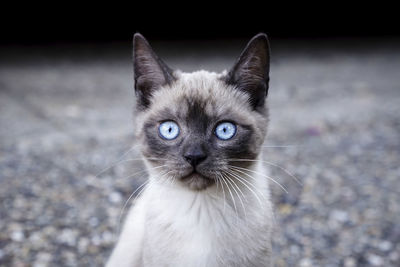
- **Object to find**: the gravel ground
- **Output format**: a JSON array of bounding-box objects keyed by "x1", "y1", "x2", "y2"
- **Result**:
[{"x1": 0, "y1": 38, "x2": 399, "y2": 266}]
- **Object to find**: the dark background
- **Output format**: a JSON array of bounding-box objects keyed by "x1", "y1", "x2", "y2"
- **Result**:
[
  {"x1": 1, "y1": 5, "x2": 399, "y2": 44},
  {"x1": 1, "y1": 5, "x2": 400, "y2": 266}
]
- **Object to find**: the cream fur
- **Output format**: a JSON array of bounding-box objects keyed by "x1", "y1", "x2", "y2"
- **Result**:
[
  {"x1": 107, "y1": 160, "x2": 272, "y2": 267},
  {"x1": 107, "y1": 70, "x2": 273, "y2": 267}
]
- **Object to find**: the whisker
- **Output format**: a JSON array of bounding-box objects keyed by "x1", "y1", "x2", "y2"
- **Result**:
[
  {"x1": 113, "y1": 144, "x2": 140, "y2": 161},
  {"x1": 216, "y1": 174, "x2": 227, "y2": 213},
  {"x1": 95, "y1": 158, "x2": 147, "y2": 177},
  {"x1": 95, "y1": 144, "x2": 140, "y2": 177},
  {"x1": 228, "y1": 167, "x2": 265, "y2": 193},
  {"x1": 262, "y1": 160, "x2": 302, "y2": 185},
  {"x1": 228, "y1": 158, "x2": 302, "y2": 185},
  {"x1": 116, "y1": 167, "x2": 170, "y2": 238},
  {"x1": 117, "y1": 179, "x2": 149, "y2": 237},
  {"x1": 117, "y1": 164, "x2": 167, "y2": 181},
  {"x1": 150, "y1": 169, "x2": 177, "y2": 191},
  {"x1": 219, "y1": 173, "x2": 239, "y2": 219},
  {"x1": 96, "y1": 155, "x2": 166, "y2": 177},
  {"x1": 225, "y1": 168, "x2": 265, "y2": 209},
  {"x1": 261, "y1": 145, "x2": 301, "y2": 148},
  {"x1": 223, "y1": 173, "x2": 247, "y2": 219},
  {"x1": 161, "y1": 171, "x2": 176, "y2": 188},
  {"x1": 230, "y1": 165, "x2": 288, "y2": 194}
]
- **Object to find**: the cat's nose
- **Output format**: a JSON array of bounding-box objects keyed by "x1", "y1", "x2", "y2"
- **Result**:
[{"x1": 184, "y1": 145, "x2": 207, "y2": 167}]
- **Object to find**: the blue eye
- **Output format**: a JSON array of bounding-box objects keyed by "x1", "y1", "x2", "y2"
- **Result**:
[
  {"x1": 159, "y1": 121, "x2": 180, "y2": 140},
  {"x1": 215, "y1": 122, "x2": 236, "y2": 140}
]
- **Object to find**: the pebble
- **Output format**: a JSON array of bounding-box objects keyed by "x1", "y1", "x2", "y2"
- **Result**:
[
  {"x1": 62, "y1": 251, "x2": 77, "y2": 266},
  {"x1": 78, "y1": 237, "x2": 90, "y2": 254},
  {"x1": 330, "y1": 210, "x2": 349, "y2": 223},
  {"x1": 10, "y1": 231, "x2": 25, "y2": 242},
  {"x1": 367, "y1": 254, "x2": 384, "y2": 266},
  {"x1": 58, "y1": 229, "x2": 78, "y2": 246},
  {"x1": 1, "y1": 42, "x2": 399, "y2": 266},
  {"x1": 91, "y1": 235, "x2": 102, "y2": 246},
  {"x1": 389, "y1": 251, "x2": 399, "y2": 262},
  {"x1": 290, "y1": 245, "x2": 300, "y2": 255},
  {"x1": 33, "y1": 252, "x2": 52, "y2": 267},
  {"x1": 378, "y1": 240, "x2": 392, "y2": 252},
  {"x1": 299, "y1": 258, "x2": 313, "y2": 267},
  {"x1": 108, "y1": 191, "x2": 123, "y2": 204},
  {"x1": 343, "y1": 257, "x2": 356, "y2": 267},
  {"x1": 102, "y1": 231, "x2": 114, "y2": 244}
]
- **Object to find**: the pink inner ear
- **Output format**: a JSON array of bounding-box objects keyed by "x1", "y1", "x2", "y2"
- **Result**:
[
  {"x1": 224, "y1": 34, "x2": 270, "y2": 109},
  {"x1": 133, "y1": 33, "x2": 175, "y2": 109}
]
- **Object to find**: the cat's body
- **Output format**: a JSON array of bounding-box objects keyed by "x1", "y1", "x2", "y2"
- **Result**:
[
  {"x1": 108, "y1": 160, "x2": 272, "y2": 267},
  {"x1": 107, "y1": 33, "x2": 273, "y2": 267}
]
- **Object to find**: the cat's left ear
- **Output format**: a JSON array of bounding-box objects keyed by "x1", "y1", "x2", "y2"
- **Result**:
[
  {"x1": 225, "y1": 33, "x2": 270, "y2": 109},
  {"x1": 133, "y1": 33, "x2": 175, "y2": 110}
]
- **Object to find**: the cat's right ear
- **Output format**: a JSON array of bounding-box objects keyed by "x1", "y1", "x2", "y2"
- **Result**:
[
  {"x1": 225, "y1": 33, "x2": 270, "y2": 110},
  {"x1": 133, "y1": 33, "x2": 175, "y2": 110}
]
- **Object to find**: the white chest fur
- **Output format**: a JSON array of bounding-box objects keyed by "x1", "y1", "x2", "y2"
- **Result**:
[{"x1": 107, "y1": 163, "x2": 273, "y2": 267}]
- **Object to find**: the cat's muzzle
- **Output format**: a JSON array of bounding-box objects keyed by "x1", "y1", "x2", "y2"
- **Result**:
[{"x1": 180, "y1": 170, "x2": 215, "y2": 191}]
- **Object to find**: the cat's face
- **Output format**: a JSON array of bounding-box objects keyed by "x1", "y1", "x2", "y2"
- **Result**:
[{"x1": 133, "y1": 34, "x2": 270, "y2": 190}]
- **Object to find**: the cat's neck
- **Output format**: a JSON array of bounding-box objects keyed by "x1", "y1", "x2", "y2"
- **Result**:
[{"x1": 144, "y1": 160, "x2": 271, "y2": 220}]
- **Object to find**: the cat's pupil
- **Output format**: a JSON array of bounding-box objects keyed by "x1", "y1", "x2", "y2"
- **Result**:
[{"x1": 168, "y1": 127, "x2": 172, "y2": 133}]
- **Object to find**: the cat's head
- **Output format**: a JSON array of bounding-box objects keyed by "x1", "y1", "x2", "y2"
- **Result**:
[{"x1": 133, "y1": 33, "x2": 270, "y2": 190}]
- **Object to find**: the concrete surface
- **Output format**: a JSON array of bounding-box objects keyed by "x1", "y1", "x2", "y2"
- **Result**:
[{"x1": 0, "y1": 38, "x2": 399, "y2": 266}]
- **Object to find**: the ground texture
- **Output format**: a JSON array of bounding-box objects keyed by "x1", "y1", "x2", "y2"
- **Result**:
[{"x1": 0, "y1": 38, "x2": 399, "y2": 266}]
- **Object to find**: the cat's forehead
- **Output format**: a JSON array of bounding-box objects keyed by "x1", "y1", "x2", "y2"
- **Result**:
[{"x1": 148, "y1": 70, "x2": 252, "y2": 119}]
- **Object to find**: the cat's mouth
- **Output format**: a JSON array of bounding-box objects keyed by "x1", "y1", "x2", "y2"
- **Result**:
[{"x1": 180, "y1": 171, "x2": 215, "y2": 191}]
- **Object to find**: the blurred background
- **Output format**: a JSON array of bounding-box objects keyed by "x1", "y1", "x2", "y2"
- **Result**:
[{"x1": 1, "y1": 6, "x2": 399, "y2": 267}]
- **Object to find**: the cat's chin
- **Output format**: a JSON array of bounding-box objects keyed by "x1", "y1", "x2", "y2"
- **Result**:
[{"x1": 180, "y1": 172, "x2": 215, "y2": 191}]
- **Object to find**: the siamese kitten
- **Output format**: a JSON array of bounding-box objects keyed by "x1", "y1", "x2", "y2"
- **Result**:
[{"x1": 107, "y1": 33, "x2": 273, "y2": 267}]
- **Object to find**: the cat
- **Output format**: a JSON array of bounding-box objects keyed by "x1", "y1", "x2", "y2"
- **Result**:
[{"x1": 106, "y1": 33, "x2": 273, "y2": 267}]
